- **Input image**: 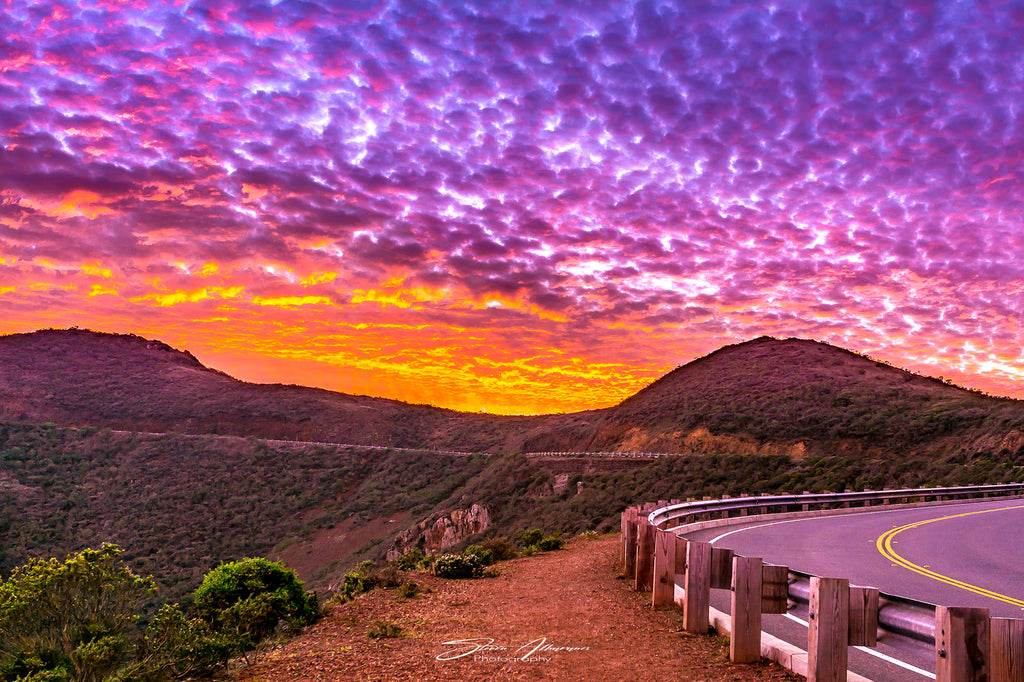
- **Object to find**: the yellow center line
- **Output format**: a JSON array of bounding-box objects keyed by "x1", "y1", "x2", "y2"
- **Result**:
[{"x1": 875, "y1": 504, "x2": 1024, "y2": 609}]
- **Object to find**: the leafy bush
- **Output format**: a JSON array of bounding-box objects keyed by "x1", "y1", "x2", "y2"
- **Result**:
[
  {"x1": 335, "y1": 561, "x2": 403, "y2": 602},
  {"x1": 462, "y1": 545, "x2": 494, "y2": 566},
  {"x1": 478, "y1": 537, "x2": 518, "y2": 561},
  {"x1": 129, "y1": 603, "x2": 232, "y2": 680},
  {"x1": 537, "y1": 535, "x2": 564, "y2": 551},
  {"x1": 191, "y1": 557, "x2": 319, "y2": 657},
  {"x1": 367, "y1": 621, "x2": 403, "y2": 639},
  {"x1": 433, "y1": 554, "x2": 483, "y2": 579},
  {"x1": 394, "y1": 581, "x2": 420, "y2": 600},
  {"x1": 0, "y1": 544, "x2": 154, "y2": 682},
  {"x1": 516, "y1": 529, "x2": 543, "y2": 547},
  {"x1": 390, "y1": 547, "x2": 426, "y2": 571}
]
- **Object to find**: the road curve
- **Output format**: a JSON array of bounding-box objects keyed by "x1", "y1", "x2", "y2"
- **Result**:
[
  {"x1": 686, "y1": 497, "x2": 1024, "y2": 619},
  {"x1": 682, "y1": 497, "x2": 1024, "y2": 681}
]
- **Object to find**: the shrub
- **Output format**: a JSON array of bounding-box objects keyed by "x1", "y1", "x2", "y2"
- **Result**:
[
  {"x1": 462, "y1": 545, "x2": 494, "y2": 566},
  {"x1": 516, "y1": 529, "x2": 543, "y2": 547},
  {"x1": 390, "y1": 547, "x2": 426, "y2": 571},
  {"x1": 129, "y1": 603, "x2": 232, "y2": 679},
  {"x1": 479, "y1": 537, "x2": 517, "y2": 561},
  {"x1": 0, "y1": 544, "x2": 154, "y2": 682},
  {"x1": 367, "y1": 621, "x2": 403, "y2": 639},
  {"x1": 191, "y1": 558, "x2": 318, "y2": 657},
  {"x1": 537, "y1": 535, "x2": 564, "y2": 551},
  {"x1": 335, "y1": 561, "x2": 403, "y2": 602},
  {"x1": 394, "y1": 581, "x2": 420, "y2": 600},
  {"x1": 433, "y1": 554, "x2": 483, "y2": 579}
]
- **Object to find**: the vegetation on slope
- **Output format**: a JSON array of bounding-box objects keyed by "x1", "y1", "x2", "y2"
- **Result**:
[
  {"x1": 0, "y1": 422, "x2": 489, "y2": 602},
  {"x1": 0, "y1": 546, "x2": 319, "y2": 681},
  {"x1": 2, "y1": 421, "x2": 1023, "y2": 608}
]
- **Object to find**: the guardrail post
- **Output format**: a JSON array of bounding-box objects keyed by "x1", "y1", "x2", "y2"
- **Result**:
[
  {"x1": 731, "y1": 555, "x2": 763, "y2": 663},
  {"x1": 635, "y1": 520, "x2": 656, "y2": 592},
  {"x1": 848, "y1": 586, "x2": 879, "y2": 647},
  {"x1": 808, "y1": 576, "x2": 849, "y2": 682},
  {"x1": 622, "y1": 510, "x2": 638, "y2": 580},
  {"x1": 991, "y1": 617, "x2": 1024, "y2": 682},
  {"x1": 652, "y1": 529, "x2": 676, "y2": 608},
  {"x1": 936, "y1": 606, "x2": 990, "y2": 682},
  {"x1": 683, "y1": 540, "x2": 712, "y2": 634},
  {"x1": 761, "y1": 564, "x2": 789, "y2": 614},
  {"x1": 673, "y1": 536, "x2": 688, "y2": 608},
  {"x1": 710, "y1": 546, "x2": 734, "y2": 589}
]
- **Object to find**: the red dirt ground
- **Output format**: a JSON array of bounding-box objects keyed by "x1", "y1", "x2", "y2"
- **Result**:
[{"x1": 235, "y1": 535, "x2": 803, "y2": 681}]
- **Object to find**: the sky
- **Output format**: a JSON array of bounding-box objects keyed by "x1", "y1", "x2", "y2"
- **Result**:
[{"x1": 2, "y1": 0, "x2": 1023, "y2": 414}]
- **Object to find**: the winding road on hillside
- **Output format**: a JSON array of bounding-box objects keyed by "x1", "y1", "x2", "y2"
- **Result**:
[{"x1": 684, "y1": 498, "x2": 1024, "y2": 681}]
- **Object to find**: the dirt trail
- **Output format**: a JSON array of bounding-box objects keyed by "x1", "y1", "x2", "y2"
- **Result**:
[{"x1": 236, "y1": 535, "x2": 802, "y2": 681}]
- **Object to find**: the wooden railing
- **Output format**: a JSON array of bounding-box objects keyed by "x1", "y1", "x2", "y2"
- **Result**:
[{"x1": 622, "y1": 485, "x2": 1024, "y2": 682}]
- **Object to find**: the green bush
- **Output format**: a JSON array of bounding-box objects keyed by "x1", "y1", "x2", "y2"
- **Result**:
[
  {"x1": 433, "y1": 554, "x2": 483, "y2": 579},
  {"x1": 537, "y1": 535, "x2": 564, "y2": 551},
  {"x1": 191, "y1": 557, "x2": 318, "y2": 657},
  {"x1": 0, "y1": 544, "x2": 154, "y2": 682},
  {"x1": 394, "y1": 581, "x2": 420, "y2": 600},
  {"x1": 516, "y1": 529, "x2": 543, "y2": 547},
  {"x1": 390, "y1": 547, "x2": 426, "y2": 571},
  {"x1": 129, "y1": 603, "x2": 232, "y2": 680},
  {"x1": 335, "y1": 561, "x2": 403, "y2": 602},
  {"x1": 367, "y1": 621, "x2": 403, "y2": 639},
  {"x1": 462, "y1": 545, "x2": 494, "y2": 566}
]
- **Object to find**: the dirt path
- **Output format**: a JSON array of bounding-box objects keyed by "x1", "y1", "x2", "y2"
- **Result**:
[{"x1": 236, "y1": 535, "x2": 803, "y2": 681}]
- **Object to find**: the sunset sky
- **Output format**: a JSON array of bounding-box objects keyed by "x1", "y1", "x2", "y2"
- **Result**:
[{"x1": 2, "y1": 0, "x2": 1023, "y2": 414}]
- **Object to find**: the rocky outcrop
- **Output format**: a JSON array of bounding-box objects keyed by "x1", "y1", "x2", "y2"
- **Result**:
[{"x1": 387, "y1": 504, "x2": 491, "y2": 560}]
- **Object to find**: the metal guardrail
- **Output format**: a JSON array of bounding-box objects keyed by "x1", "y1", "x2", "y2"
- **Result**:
[
  {"x1": 788, "y1": 569, "x2": 938, "y2": 644},
  {"x1": 626, "y1": 483, "x2": 1024, "y2": 680},
  {"x1": 648, "y1": 483, "x2": 1024, "y2": 529},
  {"x1": 525, "y1": 451, "x2": 665, "y2": 458}
]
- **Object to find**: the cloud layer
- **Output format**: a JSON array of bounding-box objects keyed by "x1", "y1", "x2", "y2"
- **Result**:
[{"x1": 2, "y1": 0, "x2": 1023, "y2": 412}]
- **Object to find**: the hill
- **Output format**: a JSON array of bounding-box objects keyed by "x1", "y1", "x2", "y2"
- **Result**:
[
  {"x1": 520, "y1": 337, "x2": 1024, "y2": 460},
  {"x1": 0, "y1": 328, "x2": 540, "y2": 452},
  {"x1": 3, "y1": 421, "x2": 1020, "y2": 605},
  {"x1": 2, "y1": 329, "x2": 1024, "y2": 461}
]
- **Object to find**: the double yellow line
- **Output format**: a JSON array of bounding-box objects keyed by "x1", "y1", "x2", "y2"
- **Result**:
[{"x1": 875, "y1": 504, "x2": 1024, "y2": 609}]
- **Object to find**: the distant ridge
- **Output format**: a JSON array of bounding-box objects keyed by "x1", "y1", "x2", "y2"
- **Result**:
[{"x1": 1, "y1": 328, "x2": 1022, "y2": 460}]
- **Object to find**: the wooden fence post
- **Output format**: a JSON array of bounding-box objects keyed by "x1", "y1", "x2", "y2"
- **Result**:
[
  {"x1": 936, "y1": 606, "x2": 990, "y2": 682},
  {"x1": 848, "y1": 586, "x2": 879, "y2": 647},
  {"x1": 652, "y1": 529, "x2": 676, "y2": 608},
  {"x1": 731, "y1": 555, "x2": 763, "y2": 663},
  {"x1": 622, "y1": 511, "x2": 638, "y2": 580},
  {"x1": 991, "y1": 617, "x2": 1024, "y2": 682},
  {"x1": 761, "y1": 564, "x2": 789, "y2": 614},
  {"x1": 808, "y1": 576, "x2": 849, "y2": 682},
  {"x1": 710, "y1": 547, "x2": 734, "y2": 590},
  {"x1": 634, "y1": 520, "x2": 656, "y2": 592},
  {"x1": 673, "y1": 536, "x2": 688, "y2": 608},
  {"x1": 683, "y1": 540, "x2": 712, "y2": 634}
]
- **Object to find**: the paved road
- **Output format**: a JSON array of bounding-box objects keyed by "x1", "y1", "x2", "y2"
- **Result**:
[
  {"x1": 683, "y1": 497, "x2": 1024, "y2": 681},
  {"x1": 686, "y1": 498, "x2": 1024, "y2": 618}
]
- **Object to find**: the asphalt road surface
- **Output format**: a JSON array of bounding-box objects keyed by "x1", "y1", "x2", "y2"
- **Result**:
[{"x1": 683, "y1": 497, "x2": 1024, "y2": 681}]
